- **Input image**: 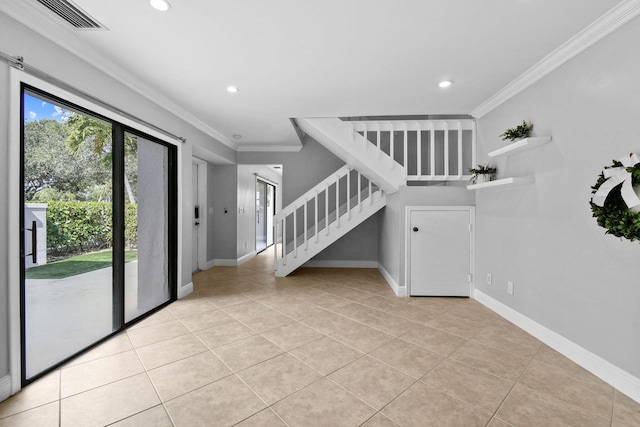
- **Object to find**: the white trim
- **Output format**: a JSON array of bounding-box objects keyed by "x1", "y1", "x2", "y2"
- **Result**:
[
  {"x1": 237, "y1": 251, "x2": 257, "y2": 265},
  {"x1": 236, "y1": 144, "x2": 302, "y2": 152},
  {"x1": 0, "y1": 376, "x2": 11, "y2": 402},
  {"x1": 405, "y1": 206, "x2": 475, "y2": 297},
  {"x1": 177, "y1": 282, "x2": 193, "y2": 299},
  {"x1": 474, "y1": 290, "x2": 640, "y2": 403},
  {"x1": 471, "y1": 0, "x2": 640, "y2": 118},
  {"x1": 378, "y1": 263, "x2": 405, "y2": 297},
  {"x1": 303, "y1": 260, "x2": 379, "y2": 268},
  {"x1": 8, "y1": 68, "x2": 22, "y2": 395},
  {"x1": 192, "y1": 157, "x2": 208, "y2": 272},
  {"x1": 212, "y1": 259, "x2": 238, "y2": 267},
  {"x1": 209, "y1": 253, "x2": 258, "y2": 267}
]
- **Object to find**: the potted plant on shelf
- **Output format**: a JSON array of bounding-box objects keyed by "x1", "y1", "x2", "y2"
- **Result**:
[
  {"x1": 469, "y1": 164, "x2": 497, "y2": 184},
  {"x1": 500, "y1": 120, "x2": 533, "y2": 142}
]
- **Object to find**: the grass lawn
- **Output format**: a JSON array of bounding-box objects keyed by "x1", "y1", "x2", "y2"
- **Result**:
[{"x1": 25, "y1": 250, "x2": 138, "y2": 279}]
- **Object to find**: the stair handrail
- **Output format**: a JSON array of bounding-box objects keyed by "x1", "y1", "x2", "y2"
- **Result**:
[
  {"x1": 345, "y1": 118, "x2": 476, "y2": 181},
  {"x1": 275, "y1": 165, "x2": 351, "y2": 222},
  {"x1": 274, "y1": 165, "x2": 383, "y2": 269}
]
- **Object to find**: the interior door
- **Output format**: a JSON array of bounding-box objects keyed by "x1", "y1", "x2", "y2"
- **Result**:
[{"x1": 409, "y1": 209, "x2": 471, "y2": 296}]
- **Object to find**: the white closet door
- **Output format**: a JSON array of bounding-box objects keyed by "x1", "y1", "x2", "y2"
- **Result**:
[{"x1": 409, "y1": 209, "x2": 471, "y2": 296}]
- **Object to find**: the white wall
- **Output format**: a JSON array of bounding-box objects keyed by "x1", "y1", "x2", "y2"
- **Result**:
[
  {"x1": 475, "y1": 15, "x2": 640, "y2": 379},
  {"x1": 0, "y1": 12, "x2": 233, "y2": 387}
]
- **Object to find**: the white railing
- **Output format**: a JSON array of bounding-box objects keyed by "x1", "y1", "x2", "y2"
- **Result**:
[
  {"x1": 274, "y1": 165, "x2": 383, "y2": 271},
  {"x1": 345, "y1": 119, "x2": 476, "y2": 181}
]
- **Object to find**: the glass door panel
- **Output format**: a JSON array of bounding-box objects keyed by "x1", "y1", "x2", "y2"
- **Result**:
[
  {"x1": 256, "y1": 180, "x2": 267, "y2": 253},
  {"x1": 22, "y1": 90, "x2": 117, "y2": 379},
  {"x1": 124, "y1": 133, "x2": 171, "y2": 322},
  {"x1": 266, "y1": 183, "x2": 275, "y2": 247}
]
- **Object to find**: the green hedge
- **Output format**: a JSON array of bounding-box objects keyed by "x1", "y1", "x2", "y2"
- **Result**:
[{"x1": 46, "y1": 201, "x2": 137, "y2": 255}]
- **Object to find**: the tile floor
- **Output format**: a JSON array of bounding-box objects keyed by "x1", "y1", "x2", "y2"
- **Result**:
[{"x1": 1, "y1": 251, "x2": 639, "y2": 426}]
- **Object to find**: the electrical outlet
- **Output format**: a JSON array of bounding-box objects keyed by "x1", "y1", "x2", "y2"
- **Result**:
[
  {"x1": 507, "y1": 281, "x2": 514, "y2": 295},
  {"x1": 244, "y1": 242, "x2": 248, "y2": 249},
  {"x1": 486, "y1": 273, "x2": 492, "y2": 285}
]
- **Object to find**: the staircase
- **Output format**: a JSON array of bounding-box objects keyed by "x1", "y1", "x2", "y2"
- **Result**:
[
  {"x1": 274, "y1": 166, "x2": 386, "y2": 277},
  {"x1": 275, "y1": 117, "x2": 476, "y2": 276},
  {"x1": 296, "y1": 117, "x2": 476, "y2": 187}
]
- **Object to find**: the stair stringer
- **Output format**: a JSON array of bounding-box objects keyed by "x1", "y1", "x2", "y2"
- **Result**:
[
  {"x1": 274, "y1": 190, "x2": 386, "y2": 277},
  {"x1": 295, "y1": 117, "x2": 405, "y2": 195}
]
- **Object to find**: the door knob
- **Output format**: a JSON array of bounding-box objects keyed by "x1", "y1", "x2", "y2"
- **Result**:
[{"x1": 412, "y1": 227, "x2": 419, "y2": 232}]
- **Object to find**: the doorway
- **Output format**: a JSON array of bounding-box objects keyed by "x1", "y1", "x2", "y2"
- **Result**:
[
  {"x1": 256, "y1": 178, "x2": 276, "y2": 254},
  {"x1": 407, "y1": 206, "x2": 474, "y2": 297},
  {"x1": 20, "y1": 85, "x2": 177, "y2": 384}
]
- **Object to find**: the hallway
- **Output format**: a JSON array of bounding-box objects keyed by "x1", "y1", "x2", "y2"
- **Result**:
[{"x1": 0, "y1": 250, "x2": 638, "y2": 426}]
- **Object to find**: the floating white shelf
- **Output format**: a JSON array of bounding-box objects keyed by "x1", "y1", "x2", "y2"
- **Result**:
[
  {"x1": 467, "y1": 177, "x2": 534, "y2": 190},
  {"x1": 488, "y1": 136, "x2": 551, "y2": 158}
]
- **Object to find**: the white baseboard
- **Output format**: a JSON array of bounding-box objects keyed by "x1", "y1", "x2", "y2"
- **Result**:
[
  {"x1": 208, "y1": 254, "x2": 256, "y2": 267},
  {"x1": 0, "y1": 375, "x2": 12, "y2": 402},
  {"x1": 474, "y1": 290, "x2": 640, "y2": 403},
  {"x1": 378, "y1": 263, "x2": 405, "y2": 297},
  {"x1": 178, "y1": 282, "x2": 193, "y2": 299},
  {"x1": 211, "y1": 259, "x2": 236, "y2": 266},
  {"x1": 237, "y1": 251, "x2": 256, "y2": 265},
  {"x1": 303, "y1": 260, "x2": 379, "y2": 268}
]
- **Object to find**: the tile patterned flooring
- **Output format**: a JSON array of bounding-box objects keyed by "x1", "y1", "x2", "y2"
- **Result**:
[{"x1": 1, "y1": 251, "x2": 639, "y2": 426}]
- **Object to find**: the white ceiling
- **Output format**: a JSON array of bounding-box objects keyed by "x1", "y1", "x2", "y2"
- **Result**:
[{"x1": 0, "y1": 0, "x2": 623, "y2": 151}]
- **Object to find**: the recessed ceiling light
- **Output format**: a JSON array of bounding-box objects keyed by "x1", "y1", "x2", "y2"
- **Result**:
[
  {"x1": 150, "y1": 0, "x2": 171, "y2": 11},
  {"x1": 227, "y1": 86, "x2": 239, "y2": 93},
  {"x1": 232, "y1": 134, "x2": 242, "y2": 139},
  {"x1": 439, "y1": 80, "x2": 453, "y2": 88}
]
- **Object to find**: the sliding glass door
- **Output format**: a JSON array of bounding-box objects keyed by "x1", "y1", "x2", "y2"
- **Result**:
[
  {"x1": 256, "y1": 179, "x2": 275, "y2": 253},
  {"x1": 21, "y1": 85, "x2": 176, "y2": 383}
]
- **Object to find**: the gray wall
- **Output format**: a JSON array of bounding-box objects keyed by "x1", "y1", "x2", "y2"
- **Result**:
[
  {"x1": 238, "y1": 136, "x2": 344, "y2": 205},
  {"x1": 311, "y1": 213, "x2": 380, "y2": 262},
  {"x1": 206, "y1": 163, "x2": 216, "y2": 261},
  {"x1": 0, "y1": 12, "x2": 233, "y2": 383},
  {"x1": 209, "y1": 165, "x2": 238, "y2": 260},
  {"x1": 475, "y1": 15, "x2": 640, "y2": 378},
  {"x1": 378, "y1": 185, "x2": 474, "y2": 286}
]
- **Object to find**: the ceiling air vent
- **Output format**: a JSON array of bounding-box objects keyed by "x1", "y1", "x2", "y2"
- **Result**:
[{"x1": 35, "y1": 0, "x2": 105, "y2": 29}]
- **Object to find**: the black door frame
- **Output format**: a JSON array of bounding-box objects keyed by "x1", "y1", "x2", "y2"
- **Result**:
[{"x1": 19, "y1": 83, "x2": 178, "y2": 386}]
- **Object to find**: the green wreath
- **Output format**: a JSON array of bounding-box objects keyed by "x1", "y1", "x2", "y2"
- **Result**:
[{"x1": 590, "y1": 156, "x2": 640, "y2": 242}]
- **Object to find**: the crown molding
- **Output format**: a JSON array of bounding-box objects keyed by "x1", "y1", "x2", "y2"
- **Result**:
[
  {"x1": 471, "y1": 0, "x2": 640, "y2": 118},
  {"x1": 0, "y1": 2, "x2": 236, "y2": 150},
  {"x1": 236, "y1": 144, "x2": 303, "y2": 152}
]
